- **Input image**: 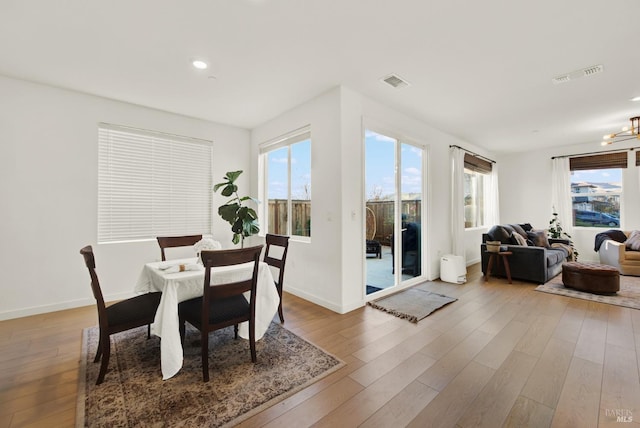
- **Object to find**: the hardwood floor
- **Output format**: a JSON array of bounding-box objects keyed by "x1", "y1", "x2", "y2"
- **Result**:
[{"x1": 2, "y1": 264, "x2": 639, "y2": 427}]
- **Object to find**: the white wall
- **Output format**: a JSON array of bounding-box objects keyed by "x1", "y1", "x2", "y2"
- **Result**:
[
  {"x1": 251, "y1": 86, "x2": 495, "y2": 313},
  {"x1": 498, "y1": 140, "x2": 640, "y2": 263},
  {"x1": 250, "y1": 88, "x2": 344, "y2": 312},
  {"x1": 0, "y1": 75, "x2": 250, "y2": 320}
]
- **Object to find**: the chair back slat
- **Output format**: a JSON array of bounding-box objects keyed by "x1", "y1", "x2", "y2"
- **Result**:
[
  {"x1": 264, "y1": 234, "x2": 290, "y2": 285},
  {"x1": 201, "y1": 246, "x2": 261, "y2": 267},
  {"x1": 157, "y1": 235, "x2": 203, "y2": 261},
  {"x1": 208, "y1": 279, "x2": 254, "y2": 299}
]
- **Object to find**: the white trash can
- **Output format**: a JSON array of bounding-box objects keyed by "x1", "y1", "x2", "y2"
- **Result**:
[{"x1": 440, "y1": 254, "x2": 467, "y2": 284}]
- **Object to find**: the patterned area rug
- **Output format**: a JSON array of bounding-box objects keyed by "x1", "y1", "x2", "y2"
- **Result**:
[
  {"x1": 367, "y1": 283, "x2": 457, "y2": 323},
  {"x1": 77, "y1": 322, "x2": 344, "y2": 427},
  {"x1": 535, "y1": 274, "x2": 640, "y2": 310}
]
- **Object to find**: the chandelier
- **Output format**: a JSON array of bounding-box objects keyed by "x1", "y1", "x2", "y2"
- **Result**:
[{"x1": 601, "y1": 116, "x2": 640, "y2": 145}]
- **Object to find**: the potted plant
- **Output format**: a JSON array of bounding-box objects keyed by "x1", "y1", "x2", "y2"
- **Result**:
[
  {"x1": 548, "y1": 211, "x2": 579, "y2": 261},
  {"x1": 213, "y1": 170, "x2": 260, "y2": 247}
]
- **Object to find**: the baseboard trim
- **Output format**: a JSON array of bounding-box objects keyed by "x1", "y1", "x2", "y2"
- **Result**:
[
  {"x1": 284, "y1": 285, "x2": 362, "y2": 314},
  {"x1": 0, "y1": 298, "x2": 92, "y2": 321},
  {"x1": 0, "y1": 291, "x2": 139, "y2": 321}
]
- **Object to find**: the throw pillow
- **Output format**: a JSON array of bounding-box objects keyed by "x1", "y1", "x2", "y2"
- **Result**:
[
  {"x1": 488, "y1": 225, "x2": 511, "y2": 243},
  {"x1": 508, "y1": 224, "x2": 528, "y2": 239},
  {"x1": 527, "y1": 230, "x2": 550, "y2": 248},
  {"x1": 626, "y1": 230, "x2": 640, "y2": 251},
  {"x1": 512, "y1": 232, "x2": 528, "y2": 246},
  {"x1": 508, "y1": 233, "x2": 519, "y2": 245},
  {"x1": 520, "y1": 223, "x2": 534, "y2": 232}
]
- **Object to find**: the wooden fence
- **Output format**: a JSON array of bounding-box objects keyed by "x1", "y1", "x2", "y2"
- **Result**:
[
  {"x1": 366, "y1": 200, "x2": 421, "y2": 245},
  {"x1": 268, "y1": 199, "x2": 311, "y2": 236},
  {"x1": 267, "y1": 199, "x2": 421, "y2": 242}
]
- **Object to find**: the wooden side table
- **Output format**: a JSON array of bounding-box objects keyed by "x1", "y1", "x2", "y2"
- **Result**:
[{"x1": 484, "y1": 251, "x2": 513, "y2": 284}]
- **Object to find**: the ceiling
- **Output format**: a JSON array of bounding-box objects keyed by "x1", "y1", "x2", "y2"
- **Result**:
[{"x1": 1, "y1": 0, "x2": 639, "y2": 154}]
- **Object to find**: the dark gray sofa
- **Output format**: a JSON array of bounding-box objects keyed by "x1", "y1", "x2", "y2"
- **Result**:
[{"x1": 481, "y1": 223, "x2": 569, "y2": 283}]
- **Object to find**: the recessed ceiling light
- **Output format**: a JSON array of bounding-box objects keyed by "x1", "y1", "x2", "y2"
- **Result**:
[
  {"x1": 192, "y1": 60, "x2": 208, "y2": 70},
  {"x1": 630, "y1": 96, "x2": 640, "y2": 102}
]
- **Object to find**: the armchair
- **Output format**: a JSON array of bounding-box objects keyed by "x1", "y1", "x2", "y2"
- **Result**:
[{"x1": 597, "y1": 230, "x2": 640, "y2": 275}]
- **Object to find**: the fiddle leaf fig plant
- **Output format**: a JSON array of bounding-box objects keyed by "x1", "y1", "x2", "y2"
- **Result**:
[{"x1": 213, "y1": 170, "x2": 260, "y2": 246}]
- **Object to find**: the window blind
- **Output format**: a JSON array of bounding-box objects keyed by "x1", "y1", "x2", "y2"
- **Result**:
[
  {"x1": 98, "y1": 123, "x2": 213, "y2": 244},
  {"x1": 464, "y1": 153, "x2": 492, "y2": 174},
  {"x1": 569, "y1": 151, "x2": 628, "y2": 171}
]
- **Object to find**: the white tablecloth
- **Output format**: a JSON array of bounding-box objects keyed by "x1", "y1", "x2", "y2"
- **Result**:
[{"x1": 135, "y1": 257, "x2": 279, "y2": 380}]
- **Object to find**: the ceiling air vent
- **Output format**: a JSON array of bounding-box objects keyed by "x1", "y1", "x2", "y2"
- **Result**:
[
  {"x1": 552, "y1": 64, "x2": 604, "y2": 84},
  {"x1": 381, "y1": 74, "x2": 410, "y2": 89}
]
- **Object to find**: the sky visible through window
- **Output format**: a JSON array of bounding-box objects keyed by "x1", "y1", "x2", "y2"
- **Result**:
[
  {"x1": 571, "y1": 169, "x2": 622, "y2": 185},
  {"x1": 267, "y1": 139, "x2": 311, "y2": 200},
  {"x1": 365, "y1": 130, "x2": 422, "y2": 200},
  {"x1": 267, "y1": 131, "x2": 422, "y2": 201}
]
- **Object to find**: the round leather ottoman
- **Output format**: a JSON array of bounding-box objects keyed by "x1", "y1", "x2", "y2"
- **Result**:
[{"x1": 562, "y1": 262, "x2": 620, "y2": 294}]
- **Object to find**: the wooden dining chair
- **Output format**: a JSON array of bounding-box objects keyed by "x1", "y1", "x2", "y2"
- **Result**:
[
  {"x1": 178, "y1": 245, "x2": 263, "y2": 382},
  {"x1": 264, "y1": 234, "x2": 290, "y2": 323},
  {"x1": 80, "y1": 245, "x2": 162, "y2": 385},
  {"x1": 156, "y1": 234, "x2": 203, "y2": 261}
]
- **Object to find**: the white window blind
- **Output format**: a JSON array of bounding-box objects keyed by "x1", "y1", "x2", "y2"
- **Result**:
[{"x1": 98, "y1": 123, "x2": 213, "y2": 244}]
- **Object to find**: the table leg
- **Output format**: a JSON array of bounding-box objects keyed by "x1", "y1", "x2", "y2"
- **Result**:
[
  {"x1": 485, "y1": 254, "x2": 495, "y2": 282},
  {"x1": 501, "y1": 254, "x2": 512, "y2": 284}
]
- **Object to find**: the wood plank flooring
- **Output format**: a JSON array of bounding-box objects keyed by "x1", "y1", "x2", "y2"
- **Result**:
[{"x1": 1, "y1": 264, "x2": 639, "y2": 427}]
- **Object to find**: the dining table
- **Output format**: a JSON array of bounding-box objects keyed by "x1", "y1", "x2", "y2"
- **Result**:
[{"x1": 135, "y1": 257, "x2": 279, "y2": 380}]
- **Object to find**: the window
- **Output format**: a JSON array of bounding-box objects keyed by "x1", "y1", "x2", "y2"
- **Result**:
[
  {"x1": 463, "y1": 153, "x2": 492, "y2": 228},
  {"x1": 260, "y1": 127, "x2": 311, "y2": 237},
  {"x1": 98, "y1": 123, "x2": 213, "y2": 243},
  {"x1": 570, "y1": 152, "x2": 625, "y2": 228}
]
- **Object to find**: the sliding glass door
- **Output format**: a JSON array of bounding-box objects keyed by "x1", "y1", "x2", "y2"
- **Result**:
[{"x1": 365, "y1": 129, "x2": 424, "y2": 295}]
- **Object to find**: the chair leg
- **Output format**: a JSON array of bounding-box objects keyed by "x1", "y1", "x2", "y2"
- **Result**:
[
  {"x1": 96, "y1": 334, "x2": 110, "y2": 385},
  {"x1": 201, "y1": 331, "x2": 209, "y2": 382},
  {"x1": 179, "y1": 319, "x2": 186, "y2": 346},
  {"x1": 94, "y1": 335, "x2": 103, "y2": 363},
  {"x1": 234, "y1": 324, "x2": 239, "y2": 339},
  {"x1": 276, "y1": 281, "x2": 284, "y2": 323},
  {"x1": 249, "y1": 320, "x2": 257, "y2": 363},
  {"x1": 278, "y1": 301, "x2": 284, "y2": 323},
  {"x1": 147, "y1": 323, "x2": 151, "y2": 339}
]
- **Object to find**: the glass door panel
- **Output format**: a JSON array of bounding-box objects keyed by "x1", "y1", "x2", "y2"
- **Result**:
[
  {"x1": 400, "y1": 143, "x2": 422, "y2": 280},
  {"x1": 365, "y1": 131, "x2": 396, "y2": 293}
]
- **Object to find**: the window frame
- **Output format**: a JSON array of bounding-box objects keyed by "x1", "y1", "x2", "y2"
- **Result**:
[
  {"x1": 259, "y1": 126, "x2": 312, "y2": 241},
  {"x1": 97, "y1": 123, "x2": 213, "y2": 244}
]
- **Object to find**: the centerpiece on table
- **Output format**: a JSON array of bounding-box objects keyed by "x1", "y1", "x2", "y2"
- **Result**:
[
  {"x1": 213, "y1": 170, "x2": 260, "y2": 247},
  {"x1": 193, "y1": 237, "x2": 222, "y2": 263}
]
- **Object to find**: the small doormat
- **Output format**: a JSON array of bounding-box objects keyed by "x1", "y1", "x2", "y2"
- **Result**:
[{"x1": 367, "y1": 284, "x2": 457, "y2": 323}]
